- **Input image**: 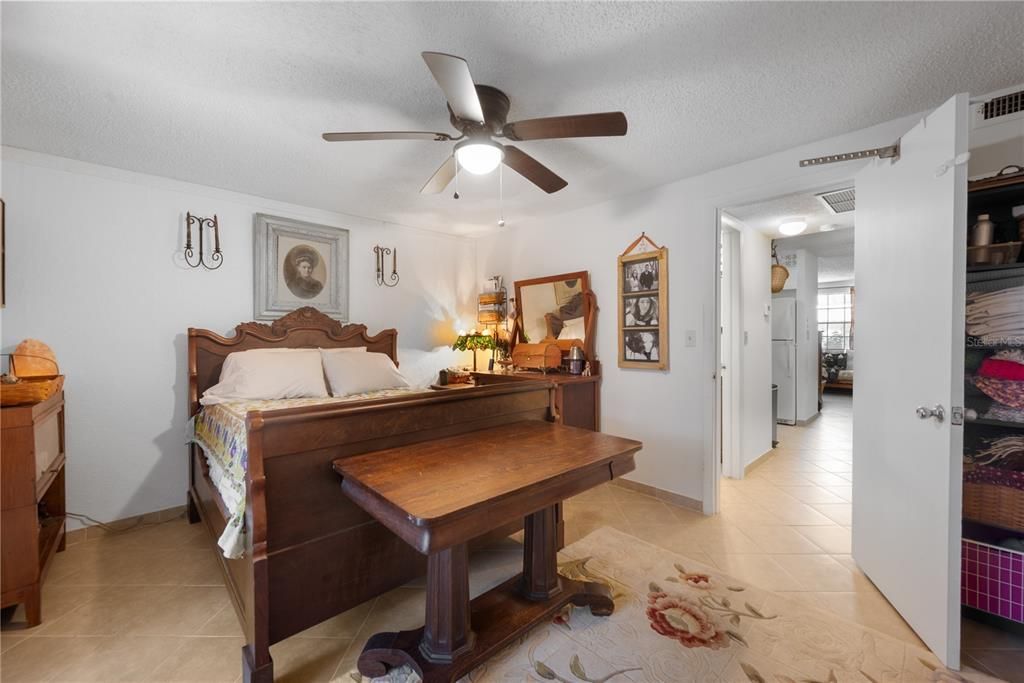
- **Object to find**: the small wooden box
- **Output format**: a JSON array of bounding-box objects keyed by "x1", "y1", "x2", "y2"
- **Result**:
[{"x1": 511, "y1": 343, "x2": 562, "y2": 372}]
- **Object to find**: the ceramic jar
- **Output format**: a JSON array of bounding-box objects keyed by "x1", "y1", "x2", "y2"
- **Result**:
[{"x1": 970, "y1": 214, "x2": 995, "y2": 247}]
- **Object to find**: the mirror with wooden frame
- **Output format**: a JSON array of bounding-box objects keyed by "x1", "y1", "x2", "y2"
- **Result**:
[{"x1": 513, "y1": 271, "x2": 596, "y2": 361}]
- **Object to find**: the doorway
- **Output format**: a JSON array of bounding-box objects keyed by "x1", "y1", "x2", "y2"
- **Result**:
[
  {"x1": 719, "y1": 220, "x2": 743, "y2": 480},
  {"x1": 717, "y1": 186, "x2": 857, "y2": 473}
]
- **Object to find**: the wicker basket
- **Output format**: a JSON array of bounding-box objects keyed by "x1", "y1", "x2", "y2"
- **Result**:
[
  {"x1": 963, "y1": 479, "x2": 1024, "y2": 533},
  {"x1": 0, "y1": 375, "x2": 64, "y2": 407},
  {"x1": 771, "y1": 264, "x2": 790, "y2": 294}
]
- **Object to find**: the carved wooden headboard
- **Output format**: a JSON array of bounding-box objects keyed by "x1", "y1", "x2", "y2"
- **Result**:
[{"x1": 187, "y1": 307, "x2": 398, "y2": 416}]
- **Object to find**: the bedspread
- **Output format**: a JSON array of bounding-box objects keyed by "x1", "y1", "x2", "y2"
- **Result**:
[{"x1": 191, "y1": 388, "x2": 424, "y2": 558}]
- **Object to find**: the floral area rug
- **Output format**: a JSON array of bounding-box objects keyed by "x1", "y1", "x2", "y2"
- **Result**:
[{"x1": 345, "y1": 526, "x2": 1002, "y2": 683}]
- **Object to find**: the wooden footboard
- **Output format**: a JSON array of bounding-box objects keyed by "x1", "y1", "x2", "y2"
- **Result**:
[
  {"x1": 187, "y1": 309, "x2": 558, "y2": 681},
  {"x1": 188, "y1": 382, "x2": 554, "y2": 681}
]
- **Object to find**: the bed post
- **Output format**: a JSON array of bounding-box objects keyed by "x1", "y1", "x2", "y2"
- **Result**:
[
  {"x1": 242, "y1": 413, "x2": 273, "y2": 683},
  {"x1": 187, "y1": 329, "x2": 202, "y2": 525}
]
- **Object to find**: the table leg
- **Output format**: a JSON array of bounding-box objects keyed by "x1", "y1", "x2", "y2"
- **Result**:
[
  {"x1": 522, "y1": 505, "x2": 562, "y2": 601},
  {"x1": 420, "y1": 543, "x2": 475, "y2": 663}
]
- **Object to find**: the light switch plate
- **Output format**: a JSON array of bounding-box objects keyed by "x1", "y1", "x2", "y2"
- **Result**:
[{"x1": 685, "y1": 330, "x2": 697, "y2": 347}]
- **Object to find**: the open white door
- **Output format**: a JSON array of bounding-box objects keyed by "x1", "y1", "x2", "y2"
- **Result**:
[{"x1": 853, "y1": 93, "x2": 967, "y2": 667}]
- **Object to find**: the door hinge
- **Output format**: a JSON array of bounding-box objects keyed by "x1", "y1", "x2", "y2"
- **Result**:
[
  {"x1": 951, "y1": 406, "x2": 964, "y2": 426},
  {"x1": 799, "y1": 141, "x2": 900, "y2": 168}
]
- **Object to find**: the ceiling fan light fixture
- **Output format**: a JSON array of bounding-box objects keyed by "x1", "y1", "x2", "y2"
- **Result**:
[
  {"x1": 779, "y1": 220, "x2": 807, "y2": 236},
  {"x1": 454, "y1": 139, "x2": 504, "y2": 175}
]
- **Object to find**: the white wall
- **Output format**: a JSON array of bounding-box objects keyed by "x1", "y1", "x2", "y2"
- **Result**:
[
  {"x1": 795, "y1": 250, "x2": 819, "y2": 421},
  {"x1": 736, "y1": 219, "x2": 773, "y2": 469},
  {"x1": 0, "y1": 148, "x2": 477, "y2": 527},
  {"x1": 476, "y1": 111, "x2": 922, "y2": 508}
]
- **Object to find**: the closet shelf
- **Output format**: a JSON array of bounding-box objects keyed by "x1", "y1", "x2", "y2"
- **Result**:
[
  {"x1": 967, "y1": 262, "x2": 1024, "y2": 276},
  {"x1": 966, "y1": 418, "x2": 1024, "y2": 430}
]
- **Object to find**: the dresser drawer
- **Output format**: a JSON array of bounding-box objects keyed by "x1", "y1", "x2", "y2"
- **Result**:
[{"x1": 33, "y1": 409, "x2": 62, "y2": 483}]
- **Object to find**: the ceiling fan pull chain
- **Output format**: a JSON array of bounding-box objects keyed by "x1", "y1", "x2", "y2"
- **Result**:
[
  {"x1": 498, "y1": 163, "x2": 505, "y2": 227},
  {"x1": 453, "y1": 156, "x2": 460, "y2": 199}
]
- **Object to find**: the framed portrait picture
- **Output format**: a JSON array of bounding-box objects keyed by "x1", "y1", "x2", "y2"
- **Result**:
[
  {"x1": 253, "y1": 214, "x2": 349, "y2": 320},
  {"x1": 618, "y1": 241, "x2": 668, "y2": 369}
]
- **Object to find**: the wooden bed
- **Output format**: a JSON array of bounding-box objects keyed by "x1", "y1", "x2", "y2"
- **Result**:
[{"x1": 186, "y1": 307, "x2": 556, "y2": 682}]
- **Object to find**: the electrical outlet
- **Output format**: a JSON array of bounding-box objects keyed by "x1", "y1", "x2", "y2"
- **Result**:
[{"x1": 685, "y1": 330, "x2": 697, "y2": 347}]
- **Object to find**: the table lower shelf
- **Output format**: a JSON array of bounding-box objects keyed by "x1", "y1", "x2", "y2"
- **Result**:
[{"x1": 357, "y1": 573, "x2": 613, "y2": 683}]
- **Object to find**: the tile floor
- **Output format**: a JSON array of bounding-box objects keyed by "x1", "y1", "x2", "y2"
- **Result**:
[{"x1": 2, "y1": 393, "x2": 1022, "y2": 681}]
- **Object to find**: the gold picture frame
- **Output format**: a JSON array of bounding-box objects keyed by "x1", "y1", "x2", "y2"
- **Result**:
[{"x1": 618, "y1": 239, "x2": 668, "y2": 369}]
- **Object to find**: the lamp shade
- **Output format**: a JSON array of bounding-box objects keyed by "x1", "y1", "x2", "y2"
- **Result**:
[{"x1": 455, "y1": 140, "x2": 504, "y2": 175}]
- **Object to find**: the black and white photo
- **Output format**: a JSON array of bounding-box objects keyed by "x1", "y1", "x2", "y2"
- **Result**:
[
  {"x1": 254, "y1": 214, "x2": 349, "y2": 320},
  {"x1": 623, "y1": 330, "x2": 659, "y2": 362},
  {"x1": 623, "y1": 295, "x2": 658, "y2": 327},
  {"x1": 622, "y1": 258, "x2": 659, "y2": 293}
]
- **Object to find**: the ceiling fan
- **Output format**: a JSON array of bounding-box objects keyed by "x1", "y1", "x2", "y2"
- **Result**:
[{"x1": 322, "y1": 52, "x2": 627, "y2": 195}]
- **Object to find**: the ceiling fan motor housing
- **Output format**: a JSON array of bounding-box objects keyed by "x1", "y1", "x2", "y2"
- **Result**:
[{"x1": 448, "y1": 85, "x2": 511, "y2": 135}]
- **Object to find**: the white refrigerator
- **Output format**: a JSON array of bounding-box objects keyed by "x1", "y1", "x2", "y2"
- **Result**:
[{"x1": 772, "y1": 298, "x2": 798, "y2": 425}]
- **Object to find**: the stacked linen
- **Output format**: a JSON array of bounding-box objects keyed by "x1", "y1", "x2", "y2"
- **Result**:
[
  {"x1": 977, "y1": 349, "x2": 1024, "y2": 423},
  {"x1": 967, "y1": 286, "x2": 1024, "y2": 345}
]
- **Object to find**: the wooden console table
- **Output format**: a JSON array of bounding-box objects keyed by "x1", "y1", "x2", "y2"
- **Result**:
[
  {"x1": 471, "y1": 371, "x2": 601, "y2": 431},
  {"x1": 333, "y1": 421, "x2": 641, "y2": 683}
]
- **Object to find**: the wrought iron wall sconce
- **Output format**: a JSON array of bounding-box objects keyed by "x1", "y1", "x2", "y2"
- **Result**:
[
  {"x1": 374, "y1": 245, "x2": 399, "y2": 287},
  {"x1": 184, "y1": 212, "x2": 223, "y2": 270}
]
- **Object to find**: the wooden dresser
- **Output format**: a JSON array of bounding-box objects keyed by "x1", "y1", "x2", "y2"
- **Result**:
[
  {"x1": 471, "y1": 370, "x2": 601, "y2": 431},
  {"x1": 1, "y1": 390, "x2": 67, "y2": 625}
]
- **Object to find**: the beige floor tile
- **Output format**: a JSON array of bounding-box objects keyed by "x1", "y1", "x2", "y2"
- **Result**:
[
  {"x1": 741, "y1": 525, "x2": 826, "y2": 554},
  {"x1": 760, "y1": 500, "x2": 837, "y2": 526},
  {"x1": 49, "y1": 635, "x2": 188, "y2": 682},
  {"x1": 0, "y1": 635, "x2": 105, "y2": 682},
  {"x1": 352, "y1": 587, "x2": 425, "y2": 640},
  {"x1": 704, "y1": 553, "x2": 802, "y2": 591},
  {"x1": 270, "y1": 636, "x2": 351, "y2": 683},
  {"x1": 122, "y1": 586, "x2": 232, "y2": 636},
  {"x1": 810, "y1": 503, "x2": 852, "y2": 526},
  {"x1": 794, "y1": 525, "x2": 852, "y2": 554},
  {"x1": 1, "y1": 584, "x2": 98, "y2": 635},
  {"x1": 774, "y1": 486, "x2": 847, "y2": 505},
  {"x1": 771, "y1": 554, "x2": 859, "y2": 592},
  {"x1": 0, "y1": 633, "x2": 28, "y2": 654},
  {"x1": 800, "y1": 471, "x2": 853, "y2": 487},
  {"x1": 821, "y1": 485, "x2": 853, "y2": 502},
  {"x1": 36, "y1": 586, "x2": 168, "y2": 636},
  {"x1": 148, "y1": 635, "x2": 243, "y2": 682},
  {"x1": 197, "y1": 605, "x2": 245, "y2": 637}
]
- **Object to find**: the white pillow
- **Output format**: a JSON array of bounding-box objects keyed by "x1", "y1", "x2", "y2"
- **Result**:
[
  {"x1": 558, "y1": 317, "x2": 586, "y2": 340},
  {"x1": 200, "y1": 348, "x2": 329, "y2": 405},
  {"x1": 319, "y1": 346, "x2": 367, "y2": 356},
  {"x1": 320, "y1": 350, "x2": 410, "y2": 396}
]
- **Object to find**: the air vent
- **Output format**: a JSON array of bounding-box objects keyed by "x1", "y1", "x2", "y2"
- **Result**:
[
  {"x1": 817, "y1": 187, "x2": 855, "y2": 214},
  {"x1": 972, "y1": 88, "x2": 1024, "y2": 130},
  {"x1": 982, "y1": 90, "x2": 1023, "y2": 121}
]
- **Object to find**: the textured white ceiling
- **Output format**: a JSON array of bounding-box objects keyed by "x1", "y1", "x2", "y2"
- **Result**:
[
  {"x1": 729, "y1": 189, "x2": 857, "y2": 282},
  {"x1": 728, "y1": 188, "x2": 856, "y2": 237},
  {"x1": 4, "y1": 2, "x2": 1023, "y2": 234}
]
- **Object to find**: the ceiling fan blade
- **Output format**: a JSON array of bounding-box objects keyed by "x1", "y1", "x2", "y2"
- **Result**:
[
  {"x1": 420, "y1": 155, "x2": 457, "y2": 194},
  {"x1": 502, "y1": 112, "x2": 627, "y2": 141},
  {"x1": 502, "y1": 145, "x2": 567, "y2": 194},
  {"x1": 421, "y1": 52, "x2": 485, "y2": 124},
  {"x1": 322, "y1": 131, "x2": 452, "y2": 142}
]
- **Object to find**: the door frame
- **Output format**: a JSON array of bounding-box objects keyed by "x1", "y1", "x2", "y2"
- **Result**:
[
  {"x1": 719, "y1": 220, "x2": 744, "y2": 480},
  {"x1": 707, "y1": 171, "x2": 857, "y2": 514}
]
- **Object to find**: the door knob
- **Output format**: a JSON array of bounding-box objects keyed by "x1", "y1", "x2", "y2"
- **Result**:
[{"x1": 916, "y1": 404, "x2": 945, "y2": 422}]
